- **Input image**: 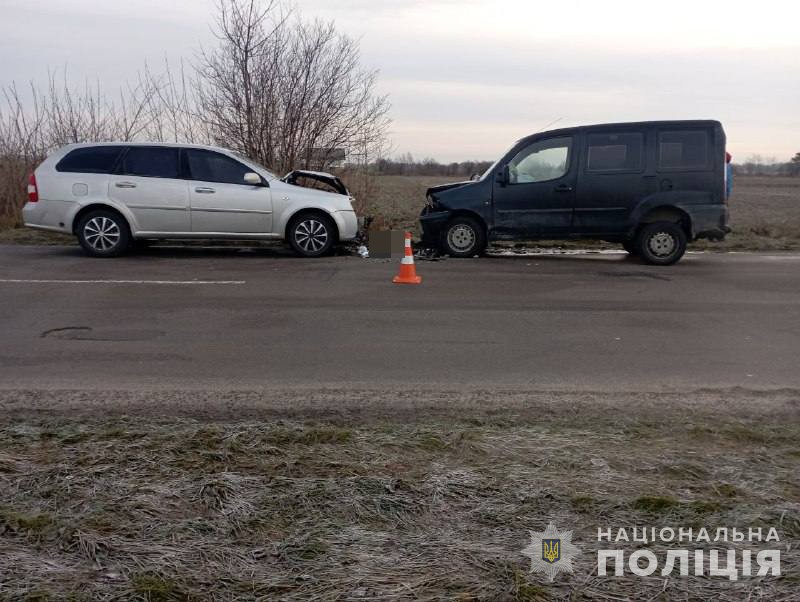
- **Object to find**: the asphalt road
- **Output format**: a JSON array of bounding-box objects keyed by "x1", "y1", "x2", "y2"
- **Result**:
[{"x1": 1, "y1": 245, "x2": 799, "y2": 398}]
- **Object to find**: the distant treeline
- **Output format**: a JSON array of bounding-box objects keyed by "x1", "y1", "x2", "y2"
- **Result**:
[
  {"x1": 372, "y1": 153, "x2": 800, "y2": 177},
  {"x1": 373, "y1": 154, "x2": 493, "y2": 177},
  {"x1": 733, "y1": 154, "x2": 800, "y2": 177}
]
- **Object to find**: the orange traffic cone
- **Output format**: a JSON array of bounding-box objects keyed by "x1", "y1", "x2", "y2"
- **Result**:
[{"x1": 392, "y1": 232, "x2": 422, "y2": 284}]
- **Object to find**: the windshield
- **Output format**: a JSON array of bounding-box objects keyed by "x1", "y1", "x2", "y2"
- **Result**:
[
  {"x1": 232, "y1": 151, "x2": 278, "y2": 180},
  {"x1": 479, "y1": 141, "x2": 519, "y2": 180}
]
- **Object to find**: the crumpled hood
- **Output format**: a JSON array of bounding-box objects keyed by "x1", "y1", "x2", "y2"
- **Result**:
[
  {"x1": 282, "y1": 170, "x2": 349, "y2": 196},
  {"x1": 426, "y1": 180, "x2": 474, "y2": 197}
]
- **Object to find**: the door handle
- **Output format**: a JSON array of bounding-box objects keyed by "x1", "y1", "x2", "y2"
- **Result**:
[
  {"x1": 195, "y1": 187, "x2": 216, "y2": 194},
  {"x1": 115, "y1": 182, "x2": 137, "y2": 189},
  {"x1": 554, "y1": 184, "x2": 573, "y2": 192}
]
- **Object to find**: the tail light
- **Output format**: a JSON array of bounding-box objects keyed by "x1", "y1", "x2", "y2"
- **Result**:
[{"x1": 27, "y1": 173, "x2": 39, "y2": 203}]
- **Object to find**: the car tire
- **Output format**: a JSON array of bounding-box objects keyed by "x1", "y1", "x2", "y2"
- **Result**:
[
  {"x1": 76, "y1": 210, "x2": 131, "y2": 258},
  {"x1": 636, "y1": 221, "x2": 687, "y2": 266},
  {"x1": 622, "y1": 240, "x2": 639, "y2": 255},
  {"x1": 288, "y1": 212, "x2": 337, "y2": 258},
  {"x1": 440, "y1": 216, "x2": 487, "y2": 258}
]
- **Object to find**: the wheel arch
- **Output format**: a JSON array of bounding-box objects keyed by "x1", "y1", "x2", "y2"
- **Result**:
[
  {"x1": 446, "y1": 209, "x2": 488, "y2": 235},
  {"x1": 283, "y1": 207, "x2": 340, "y2": 242},
  {"x1": 636, "y1": 205, "x2": 693, "y2": 239},
  {"x1": 71, "y1": 203, "x2": 133, "y2": 235}
]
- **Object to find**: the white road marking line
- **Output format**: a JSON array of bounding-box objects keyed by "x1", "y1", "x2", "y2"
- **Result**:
[{"x1": 0, "y1": 279, "x2": 246, "y2": 285}]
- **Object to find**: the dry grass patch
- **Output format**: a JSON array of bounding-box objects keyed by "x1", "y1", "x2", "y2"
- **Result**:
[{"x1": 0, "y1": 401, "x2": 798, "y2": 600}]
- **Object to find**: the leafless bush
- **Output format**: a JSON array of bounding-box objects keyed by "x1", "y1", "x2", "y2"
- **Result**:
[{"x1": 0, "y1": 71, "x2": 165, "y2": 225}]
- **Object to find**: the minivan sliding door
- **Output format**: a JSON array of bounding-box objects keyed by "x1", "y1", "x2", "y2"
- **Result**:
[{"x1": 572, "y1": 131, "x2": 649, "y2": 235}]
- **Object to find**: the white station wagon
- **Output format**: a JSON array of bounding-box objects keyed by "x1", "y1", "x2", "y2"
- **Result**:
[{"x1": 23, "y1": 142, "x2": 359, "y2": 257}]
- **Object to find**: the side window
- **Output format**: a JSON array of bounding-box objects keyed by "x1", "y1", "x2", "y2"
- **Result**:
[
  {"x1": 586, "y1": 132, "x2": 643, "y2": 172},
  {"x1": 118, "y1": 147, "x2": 180, "y2": 179},
  {"x1": 508, "y1": 137, "x2": 571, "y2": 184},
  {"x1": 56, "y1": 146, "x2": 124, "y2": 174},
  {"x1": 658, "y1": 130, "x2": 710, "y2": 170},
  {"x1": 185, "y1": 149, "x2": 253, "y2": 185}
]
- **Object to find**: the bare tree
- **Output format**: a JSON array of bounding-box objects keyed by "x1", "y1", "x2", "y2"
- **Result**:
[
  {"x1": 789, "y1": 152, "x2": 800, "y2": 177},
  {"x1": 196, "y1": 0, "x2": 390, "y2": 174}
]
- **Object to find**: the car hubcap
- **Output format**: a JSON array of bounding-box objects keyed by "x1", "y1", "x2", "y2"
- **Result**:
[
  {"x1": 295, "y1": 219, "x2": 329, "y2": 253},
  {"x1": 84, "y1": 217, "x2": 121, "y2": 251},
  {"x1": 448, "y1": 224, "x2": 476, "y2": 252},
  {"x1": 648, "y1": 231, "x2": 676, "y2": 257}
]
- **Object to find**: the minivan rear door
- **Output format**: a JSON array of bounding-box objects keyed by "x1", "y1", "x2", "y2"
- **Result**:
[
  {"x1": 492, "y1": 136, "x2": 576, "y2": 238},
  {"x1": 108, "y1": 146, "x2": 190, "y2": 233}
]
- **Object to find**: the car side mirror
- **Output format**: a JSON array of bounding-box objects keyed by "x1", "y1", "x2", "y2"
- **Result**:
[
  {"x1": 244, "y1": 172, "x2": 262, "y2": 186},
  {"x1": 496, "y1": 165, "x2": 509, "y2": 186}
]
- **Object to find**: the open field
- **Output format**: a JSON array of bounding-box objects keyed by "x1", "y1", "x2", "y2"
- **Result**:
[
  {"x1": 2, "y1": 175, "x2": 799, "y2": 250},
  {"x1": 1, "y1": 391, "x2": 797, "y2": 600}
]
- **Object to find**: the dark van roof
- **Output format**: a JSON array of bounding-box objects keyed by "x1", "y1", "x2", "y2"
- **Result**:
[{"x1": 522, "y1": 120, "x2": 723, "y2": 143}]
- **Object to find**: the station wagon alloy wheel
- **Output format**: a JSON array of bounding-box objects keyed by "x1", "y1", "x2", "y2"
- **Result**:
[
  {"x1": 83, "y1": 217, "x2": 121, "y2": 252},
  {"x1": 76, "y1": 209, "x2": 132, "y2": 258},
  {"x1": 294, "y1": 219, "x2": 329, "y2": 253},
  {"x1": 648, "y1": 231, "x2": 677, "y2": 258},
  {"x1": 287, "y1": 212, "x2": 337, "y2": 257}
]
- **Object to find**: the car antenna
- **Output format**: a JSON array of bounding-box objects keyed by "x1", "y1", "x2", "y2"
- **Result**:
[{"x1": 535, "y1": 117, "x2": 563, "y2": 133}]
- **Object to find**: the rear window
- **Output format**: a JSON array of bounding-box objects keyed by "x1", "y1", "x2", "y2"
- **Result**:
[
  {"x1": 118, "y1": 147, "x2": 180, "y2": 179},
  {"x1": 586, "y1": 133, "x2": 643, "y2": 172},
  {"x1": 185, "y1": 149, "x2": 253, "y2": 185},
  {"x1": 658, "y1": 131, "x2": 709, "y2": 170},
  {"x1": 56, "y1": 146, "x2": 124, "y2": 174}
]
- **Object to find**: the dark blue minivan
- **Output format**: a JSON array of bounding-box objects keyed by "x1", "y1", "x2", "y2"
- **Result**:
[{"x1": 420, "y1": 120, "x2": 731, "y2": 265}]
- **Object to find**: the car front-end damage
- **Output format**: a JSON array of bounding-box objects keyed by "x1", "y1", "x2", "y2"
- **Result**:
[
  {"x1": 282, "y1": 170, "x2": 350, "y2": 196},
  {"x1": 419, "y1": 179, "x2": 489, "y2": 248}
]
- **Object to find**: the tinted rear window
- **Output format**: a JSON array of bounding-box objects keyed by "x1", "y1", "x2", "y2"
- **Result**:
[
  {"x1": 586, "y1": 133, "x2": 643, "y2": 172},
  {"x1": 185, "y1": 149, "x2": 253, "y2": 185},
  {"x1": 658, "y1": 131, "x2": 709, "y2": 170},
  {"x1": 118, "y1": 147, "x2": 180, "y2": 179},
  {"x1": 56, "y1": 146, "x2": 124, "y2": 174}
]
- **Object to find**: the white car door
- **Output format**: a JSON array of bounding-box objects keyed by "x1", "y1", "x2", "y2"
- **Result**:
[
  {"x1": 185, "y1": 148, "x2": 273, "y2": 233},
  {"x1": 108, "y1": 146, "x2": 190, "y2": 233}
]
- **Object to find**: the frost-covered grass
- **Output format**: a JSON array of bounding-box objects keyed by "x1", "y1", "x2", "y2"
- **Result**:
[{"x1": 1, "y1": 390, "x2": 797, "y2": 600}]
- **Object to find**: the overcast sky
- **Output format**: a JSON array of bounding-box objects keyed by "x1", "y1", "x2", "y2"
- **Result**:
[{"x1": 1, "y1": 0, "x2": 798, "y2": 161}]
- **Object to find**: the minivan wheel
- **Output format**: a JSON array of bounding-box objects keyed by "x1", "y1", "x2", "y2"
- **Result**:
[
  {"x1": 77, "y1": 210, "x2": 131, "y2": 258},
  {"x1": 288, "y1": 212, "x2": 336, "y2": 257},
  {"x1": 636, "y1": 221, "x2": 687, "y2": 266},
  {"x1": 440, "y1": 216, "x2": 487, "y2": 258}
]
